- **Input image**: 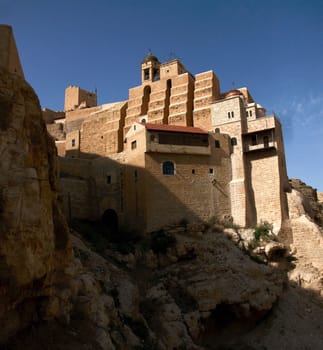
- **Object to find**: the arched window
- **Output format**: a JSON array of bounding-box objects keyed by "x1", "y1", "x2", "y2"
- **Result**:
[
  {"x1": 141, "y1": 85, "x2": 151, "y2": 116},
  {"x1": 162, "y1": 161, "x2": 175, "y2": 175}
]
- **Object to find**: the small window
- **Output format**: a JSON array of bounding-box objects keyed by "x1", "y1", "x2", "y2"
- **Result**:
[
  {"x1": 249, "y1": 110, "x2": 253, "y2": 117},
  {"x1": 163, "y1": 161, "x2": 175, "y2": 175},
  {"x1": 231, "y1": 137, "x2": 237, "y2": 146},
  {"x1": 134, "y1": 125, "x2": 136, "y2": 130},
  {"x1": 141, "y1": 118, "x2": 147, "y2": 123},
  {"x1": 246, "y1": 111, "x2": 249, "y2": 117},
  {"x1": 131, "y1": 140, "x2": 137, "y2": 150},
  {"x1": 71, "y1": 139, "x2": 75, "y2": 147},
  {"x1": 144, "y1": 68, "x2": 150, "y2": 80},
  {"x1": 192, "y1": 169, "x2": 195, "y2": 174},
  {"x1": 228, "y1": 112, "x2": 231, "y2": 119},
  {"x1": 209, "y1": 168, "x2": 214, "y2": 175},
  {"x1": 251, "y1": 135, "x2": 257, "y2": 146},
  {"x1": 215, "y1": 140, "x2": 220, "y2": 148},
  {"x1": 231, "y1": 111, "x2": 234, "y2": 118},
  {"x1": 134, "y1": 170, "x2": 138, "y2": 178},
  {"x1": 106, "y1": 175, "x2": 111, "y2": 184}
]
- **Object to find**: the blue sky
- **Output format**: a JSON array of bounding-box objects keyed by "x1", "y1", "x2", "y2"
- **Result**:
[{"x1": 2, "y1": 0, "x2": 323, "y2": 191}]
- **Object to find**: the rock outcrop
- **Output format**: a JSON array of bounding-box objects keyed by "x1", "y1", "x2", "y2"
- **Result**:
[
  {"x1": 289, "y1": 178, "x2": 323, "y2": 227},
  {"x1": 0, "y1": 64, "x2": 71, "y2": 342}
]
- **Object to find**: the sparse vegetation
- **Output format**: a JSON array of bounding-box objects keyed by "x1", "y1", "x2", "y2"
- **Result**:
[{"x1": 254, "y1": 221, "x2": 273, "y2": 242}]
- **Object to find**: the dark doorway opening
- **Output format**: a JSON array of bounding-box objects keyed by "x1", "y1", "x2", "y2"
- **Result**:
[{"x1": 102, "y1": 209, "x2": 118, "y2": 235}]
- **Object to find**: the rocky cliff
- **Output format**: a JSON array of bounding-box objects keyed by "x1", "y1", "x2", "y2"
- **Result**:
[{"x1": 0, "y1": 66, "x2": 72, "y2": 342}]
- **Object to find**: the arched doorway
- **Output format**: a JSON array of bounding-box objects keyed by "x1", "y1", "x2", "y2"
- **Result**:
[{"x1": 102, "y1": 209, "x2": 118, "y2": 234}]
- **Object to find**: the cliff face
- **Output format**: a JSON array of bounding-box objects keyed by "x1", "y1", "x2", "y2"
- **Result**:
[{"x1": 0, "y1": 67, "x2": 71, "y2": 342}]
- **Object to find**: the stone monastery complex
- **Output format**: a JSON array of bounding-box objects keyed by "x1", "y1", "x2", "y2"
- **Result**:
[
  {"x1": 42, "y1": 52, "x2": 290, "y2": 233},
  {"x1": 0, "y1": 25, "x2": 290, "y2": 233}
]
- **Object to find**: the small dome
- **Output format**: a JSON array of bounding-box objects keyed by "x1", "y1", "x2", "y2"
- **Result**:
[
  {"x1": 141, "y1": 52, "x2": 160, "y2": 64},
  {"x1": 225, "y1": 89, "x2": 243, "y2": 98}
]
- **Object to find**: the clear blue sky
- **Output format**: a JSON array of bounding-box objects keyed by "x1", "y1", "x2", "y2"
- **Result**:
[{"x1": 2, "y1": 0, "x2": 323, "y2": 191}]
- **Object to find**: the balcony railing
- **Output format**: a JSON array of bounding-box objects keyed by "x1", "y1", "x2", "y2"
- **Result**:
[{"x1": 243, "y1": 141, "x2": 276, "y2": 152}]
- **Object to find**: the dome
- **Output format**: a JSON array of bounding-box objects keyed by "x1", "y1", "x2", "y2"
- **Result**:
[
  {"x1": 225, "y1": 89, "x2": 243, "y2": 98},
  {"x1": 141, "y1": 52, "x2": 160, "y2": 64}
]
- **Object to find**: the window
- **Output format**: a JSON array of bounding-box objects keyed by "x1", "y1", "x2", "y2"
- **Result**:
[
  {"x1": 71, "y1": 139, "x2": 75, "y2": 147},
  {"x1": 192, "y1": 169, "x2": 195, "y2": 174},
  {"x1": 231, "y1": 137, "x2": 237, "y2": 146},
  {"x1": 162, "y1": 161, "x2": 175, "y2": 175},
  {"x1": 228, "y1": 111, "x2": 234, "y2": 119},
  {"x1": 106, "y1": 175, "x2": 111, "y2": 184},
  {"x1": 263, "y1": 136, "x2": 269, "y2": 148},
  {"x1": 131, "y1": 140, "x2": 137, "y2": 150},
  {"x1": 144, "y1": 68, "x2": 150, "y2": 80},
  {"x1": 249, "y1": 110, "x2": 253, "y2": 117},
  {"x1": 215, "y1": 140, "x2": 220, "y2": 148},
  {"x1": 246, "y1": 111, "x2": 249, "y2": 117},
  {"x1": 251, "y1": 135, "x2": 257, "y2": 146},
  {"x1": 209, "y1": 168, "x2": 214, "y2": 175},
  {"x1": 134, "y1": 125, "x2": 136, "y2": 130}
]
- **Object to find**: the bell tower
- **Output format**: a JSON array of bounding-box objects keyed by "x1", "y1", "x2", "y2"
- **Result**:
[{"x1": 141, "y1": 51, "x2": 160, "y2": 84}]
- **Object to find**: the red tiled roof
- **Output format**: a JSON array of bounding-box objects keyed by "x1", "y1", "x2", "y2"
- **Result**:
[{"x1": 144, "y1": 123, "x2": 208, "y2": 135}]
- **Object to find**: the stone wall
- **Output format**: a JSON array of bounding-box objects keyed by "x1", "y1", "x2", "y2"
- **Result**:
[
  {"x1": 246, "y1": 150, "x2": 284, "y2": 225},
  {"x1": 80, "y1": 102, "x2": 127, "y2": 157},
  {"x1": 141, "y1": 132, "x2": 231, "y2": 232}
]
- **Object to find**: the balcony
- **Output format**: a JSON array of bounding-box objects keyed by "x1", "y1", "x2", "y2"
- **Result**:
[{"x1": 244, "y1": 141, "x2": 276, "y2": 153}]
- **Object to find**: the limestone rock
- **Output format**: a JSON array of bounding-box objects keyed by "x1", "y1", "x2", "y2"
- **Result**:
[{"x1": 0, "y1": 66, "x2": 72, "y2": 343}]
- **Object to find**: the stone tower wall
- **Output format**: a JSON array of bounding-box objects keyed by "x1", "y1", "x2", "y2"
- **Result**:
[
  {"x1": 64, "y1": 86, "x2": 97, "y2": 112},
  {"x1": 193, "y1": 71, "x2": 220, "y2": 131}
]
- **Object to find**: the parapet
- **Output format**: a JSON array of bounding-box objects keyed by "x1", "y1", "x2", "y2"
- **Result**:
[{"x1": 0, "y1": 25, "x2": 24, "y2": 78}]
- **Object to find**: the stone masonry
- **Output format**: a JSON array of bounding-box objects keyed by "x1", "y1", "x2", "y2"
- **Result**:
[{"x1": 44, "y1": 52, "x2": 290, "y2": 233}]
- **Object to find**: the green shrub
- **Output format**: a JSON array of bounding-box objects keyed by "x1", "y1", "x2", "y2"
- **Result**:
[{"x1": 254, "y1": 221, "x2": 273, "y2": 241}]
